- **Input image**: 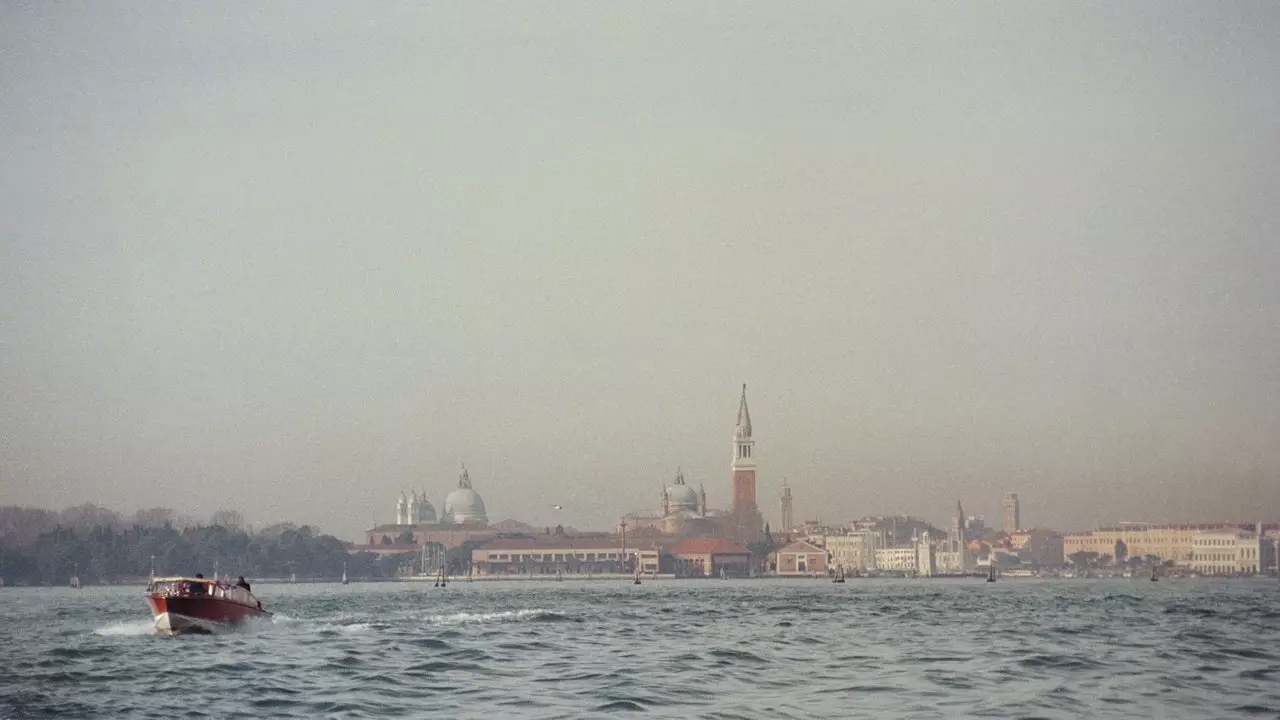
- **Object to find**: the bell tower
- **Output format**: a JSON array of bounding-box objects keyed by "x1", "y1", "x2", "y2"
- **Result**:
[{"x1": 730, "y1": 384, "x2": 760, "y2": 540}]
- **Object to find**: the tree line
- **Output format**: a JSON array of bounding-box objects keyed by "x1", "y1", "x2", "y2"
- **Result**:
[{"x1": 0, "y1": 504, "x2": 405, "y2": 586}]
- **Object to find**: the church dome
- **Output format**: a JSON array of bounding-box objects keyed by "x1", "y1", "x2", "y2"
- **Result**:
[
  {"x1": 663, "y1": 468, "x2": 699, "y2": 514},
  {"x1": 416, "y1": 499, "x2": 438, "y2": 524},
  {"x1": 665, "y1": 484, "x2": 698, "y2": 511},
  {"x1": 443, "y1": 466, "x2": 488, "y2": 524}
]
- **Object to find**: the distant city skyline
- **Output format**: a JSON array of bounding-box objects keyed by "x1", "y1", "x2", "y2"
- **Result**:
[{"x1": 4, "y1": 4, "x2": 1279, "y2": 542}]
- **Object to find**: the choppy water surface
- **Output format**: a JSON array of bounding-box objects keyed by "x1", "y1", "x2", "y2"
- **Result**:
[{"x1": 2, "y1": 578, "x2": 1278, "y2": 719}]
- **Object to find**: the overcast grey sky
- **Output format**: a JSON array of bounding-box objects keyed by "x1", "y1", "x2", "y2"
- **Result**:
[{"x1": 3, "y1": 3, "x2": 1279, "y2": 540}]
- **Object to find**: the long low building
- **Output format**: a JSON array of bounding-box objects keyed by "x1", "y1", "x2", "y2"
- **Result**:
[
  {"x1": 471, "y1": 536, "x2": 664, "y2": 576},
  {"x1": 1062, "y1": 524, "x2": 1266, "y2": 566}
]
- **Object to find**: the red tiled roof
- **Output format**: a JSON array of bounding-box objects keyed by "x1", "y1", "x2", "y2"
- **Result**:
[{"x1": 670, "y1": 539, "x2": 751, "y2": 556}]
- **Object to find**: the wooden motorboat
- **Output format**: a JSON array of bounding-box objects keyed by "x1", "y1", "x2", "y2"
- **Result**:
[{"x1": 145, "y1": 577, "x2": 271, "y2": 635}]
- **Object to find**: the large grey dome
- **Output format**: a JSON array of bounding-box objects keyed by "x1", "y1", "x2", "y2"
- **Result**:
[
  {"x1": 444, "y1": 488, "x2": 487, "y2": 524},
  {"x1": 665, "y1": 484, "x2": 698, "y2": 511},
  {"x1": 443, "y1": 466, "x2": 488, "y2": 525}
]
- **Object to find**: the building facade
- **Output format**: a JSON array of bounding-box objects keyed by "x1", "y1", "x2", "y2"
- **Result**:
[
  {"x1": 670, "y1": 538, "x2": 753, "y2": 577},
  {"x1": 1001, "y1": 493, "x2": 1020, "y2": 535},
  {"x1": 1191, "y1": 528, "x2": 1263, "y2": 575},
  {"x1": 874, "y1": 547, "x2": 919, "y2": 573},
  {"x1": 773, "y1": 540, "x2": 828, "y2": 577},
  {"x1": 822, "y1": 531, "x2": 884, "y2": 572},
  {"x1": 1062, "y1": 524, "x2": 1251, "y2": 566},
  {"x1": 470, "y1": 536, "x2": 662, "y2": 576}
]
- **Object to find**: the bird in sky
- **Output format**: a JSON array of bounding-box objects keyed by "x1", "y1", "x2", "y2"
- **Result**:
[{"x1": 552, "y1": 505, "x2": 564, "y2": 511}]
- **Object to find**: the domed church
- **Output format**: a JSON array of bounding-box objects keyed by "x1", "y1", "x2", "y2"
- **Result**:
[{"x1": 443, "y1": 465, "x2": 489, "y2": 525}]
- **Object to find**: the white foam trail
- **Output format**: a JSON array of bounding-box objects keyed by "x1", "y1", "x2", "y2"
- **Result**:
[
  {"x1": 94, "y1": 619, "x2": 156, "y2": 636},
  {"x1": 426, "y1": 609, "x2": 552, "y2": 625}
]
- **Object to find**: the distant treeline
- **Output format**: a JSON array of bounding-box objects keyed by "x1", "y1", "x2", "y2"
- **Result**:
[{"x1": 0, "y1": 504, "x2": 404, "y2": 586}]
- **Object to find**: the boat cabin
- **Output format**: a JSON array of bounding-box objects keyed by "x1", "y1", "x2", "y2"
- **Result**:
[{"x1": 147, "y1": 577, "x2": 258, "y2": 606}]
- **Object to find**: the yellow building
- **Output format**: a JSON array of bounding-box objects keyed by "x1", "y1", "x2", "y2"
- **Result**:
[{"x1": 1062, "y1": 524, "x2": 1252, "y2": 566}]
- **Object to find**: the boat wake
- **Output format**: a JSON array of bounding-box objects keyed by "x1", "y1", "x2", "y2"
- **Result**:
[
  {"x1": 425, "y1": 609, "x2": 572, "y2": 625},
  {"x1": 93, "y1": 619, "x2": 158, "y2": 637}
]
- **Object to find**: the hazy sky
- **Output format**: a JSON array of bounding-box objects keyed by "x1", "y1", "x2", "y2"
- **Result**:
[{"x1": 4, "y1": 3, "x2": 1279, "y2": 541}]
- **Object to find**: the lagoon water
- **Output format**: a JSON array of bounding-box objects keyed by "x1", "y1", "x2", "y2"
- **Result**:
[{"x1": 2, "y1": 578, "x2": 1278, "y2": 719}]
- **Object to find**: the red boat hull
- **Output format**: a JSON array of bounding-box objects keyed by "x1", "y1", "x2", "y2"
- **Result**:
[{"x1": 146, "y1": 594, "x2": 271, "y2": 635}]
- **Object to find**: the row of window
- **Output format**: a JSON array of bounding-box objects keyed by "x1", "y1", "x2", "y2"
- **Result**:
[
  {"x1": 486, "y1": 552, "x2": 622, "y2": 562},
  {"x1": 1194, "y1": 538, "x2": 1242, "y2": 547}
]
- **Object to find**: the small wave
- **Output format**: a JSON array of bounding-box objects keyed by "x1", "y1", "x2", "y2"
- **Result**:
[
  {"x1": 424, "y1": 609, "x2": 573, "y2": 625},
  {"x1": 94, "y1": 619, "x2": 156, "y2": 636},
  {"x1": 708, "y1": 648, "x2": 767, "y2": 664},
  {"x1": 594, "y1": 699, "x2": 648, "y2": 712}
]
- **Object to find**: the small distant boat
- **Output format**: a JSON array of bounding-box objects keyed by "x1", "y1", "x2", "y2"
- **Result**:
[
  {"x1": 633, "y1": 567, "x2": 641, "y2": 585},
  {"x1": 145, "y1": 577, "x2": 270, "y2": 635},
  {"x1": 833, "y1": 565, "x2": 846, "y2": 584},
  {"x1": 341, "y1": 562, "x2": 349, "y2": 586},
  {"x1": 986, "y1": 564, "x2": 997, "y2": 583},
  {"x1": 1150, "y1": 564, "x2": 1159, "y2": 582}
]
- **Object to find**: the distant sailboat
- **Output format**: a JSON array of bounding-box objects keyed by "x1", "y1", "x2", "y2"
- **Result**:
[
  {"x1": 70, "y1": 563, "x2": 81, "y2": 589},
  {"x1": 986, "y1": 564, "x2": 997, "y2": 583},
  {"x1": 633, "y1": 567, "x2": 641, "y2": 585},
  {"x1": 1150, "y1": 564, "x2": 1159, "y2": 582},
  {"x1": 833, "y1": 565, "x2": 846, "y2": 584},
  {"x1": 342, "y1": 562, "x2": 349, "y2": 586}
]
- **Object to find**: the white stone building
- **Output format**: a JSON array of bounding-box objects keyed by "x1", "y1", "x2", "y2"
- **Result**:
[{"x1": 1191, "y1": 527, "x2": 1263, "y2": 575}]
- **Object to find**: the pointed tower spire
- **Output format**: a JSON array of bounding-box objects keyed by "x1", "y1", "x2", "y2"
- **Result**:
[
  {"x1": 459, "y1": 464, "x2": 472, "y2": 489},
  {"x1": 737, "y1": 384, "x2": 752, "y2": 436}
]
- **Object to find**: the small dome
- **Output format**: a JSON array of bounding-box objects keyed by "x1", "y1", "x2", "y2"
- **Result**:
[
  {"x1": 416, "y1": 500, "x2": 438, "y2": 524},
  {"x1": 444, "y1": 488, "x2": 486, "y2": 524}
]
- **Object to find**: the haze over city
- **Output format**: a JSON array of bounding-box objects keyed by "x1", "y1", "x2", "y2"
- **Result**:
[{"x1": 4, "y1": 3, "x2": 1279, "y2": 542}]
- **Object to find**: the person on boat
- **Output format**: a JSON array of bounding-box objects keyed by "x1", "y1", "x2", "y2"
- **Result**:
[
  {"x1": 234, "y1": 576, "x2": 251, "y2": 592},
  {"x1": 189, "y1": 573, "x2": 207, "y2": 595}
]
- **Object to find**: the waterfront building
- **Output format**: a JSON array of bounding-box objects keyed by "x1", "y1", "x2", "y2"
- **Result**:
[
  {"x1": 669, "y1": 538, "x2": 752, "y2": 577},
  {"x1": 1062, "y1": 524, "x2": 1253, "y2": 567},
  {"x1": 1191, "y1": 528, "x2": 1264, "y2": 575},
  {"x1": 1001, "y1": 493, "x2": 1020, "y2": 535},
  {"x1": 935, "y1": 550, "x2": 963, "y2": 573},
  {"x1": 773, "y1": 540, "x2": 828, "y2": 577},
  {"x1": 470, "y1": 535, "x2": 664, "y2": 576},
  {"x1": 874, "y1": 547, "x2": 918, "y2": 573},
  {"x1": 821, "y1": 531, "x2": 884, "y2": 572}
]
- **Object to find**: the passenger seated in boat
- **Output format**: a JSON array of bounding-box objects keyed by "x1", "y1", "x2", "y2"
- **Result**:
[
  {"x1": 189, "y1": 573, "x2": 207, "y2": 595},
  {"x1": 234, "y1": 576, "x2": 251, "y2": 592}
]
